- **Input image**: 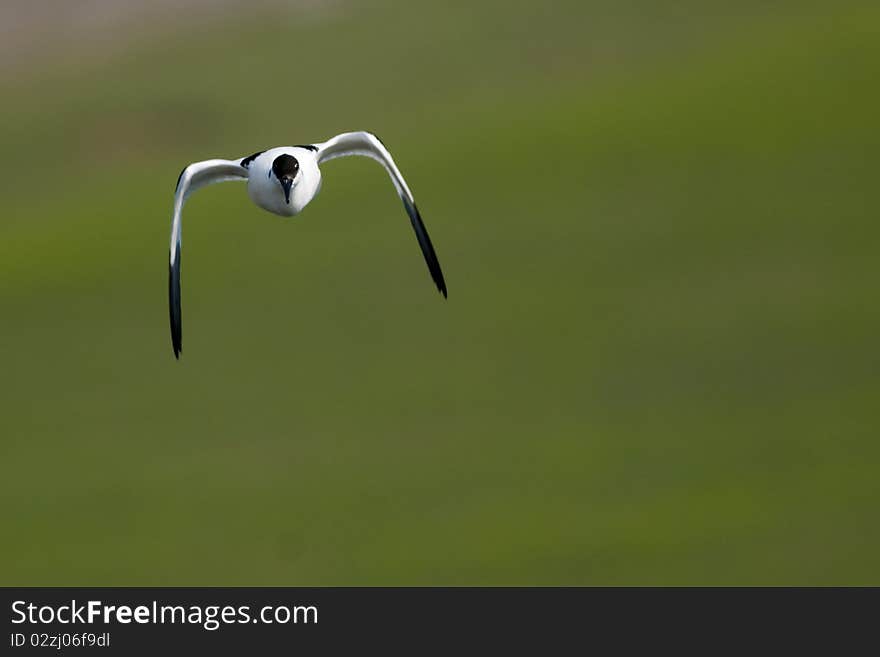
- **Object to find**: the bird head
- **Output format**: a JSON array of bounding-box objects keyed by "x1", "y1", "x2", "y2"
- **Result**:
[{"x1": 271, "y1": 154, "x2": 300, "y2": 204}]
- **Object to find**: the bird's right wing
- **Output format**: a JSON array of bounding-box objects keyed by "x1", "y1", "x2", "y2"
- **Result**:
[
  {"x1": 169, "y1": 158, "x2": 248, "y2": 359},
  {"x1": 316, "y1": 132, "x2": 447, "y2": 298}
]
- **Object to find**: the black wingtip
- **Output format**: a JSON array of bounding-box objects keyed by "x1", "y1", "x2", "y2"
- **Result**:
[
  {"x1": 169, "y1": 244, "x2": 182, "y2": 359},
  {"x1": 401, "y1": 196, "x2": 448, "y2": 299}
]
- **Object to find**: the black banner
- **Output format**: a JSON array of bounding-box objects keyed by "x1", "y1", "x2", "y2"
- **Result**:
[{"x1": 1, "y1": 588, "x2": 876, "y2": 654}]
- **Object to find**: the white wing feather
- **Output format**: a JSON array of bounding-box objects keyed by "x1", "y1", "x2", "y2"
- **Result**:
[
  {"x1": 168, "y1": 158, "x2": 248, "y2": 358},
  {"x1": 315, "y1": 132, "x2": 447, "y2": 297},
  {"x1": 169, "y1": 159, "x2": 248, "y2": 265}
]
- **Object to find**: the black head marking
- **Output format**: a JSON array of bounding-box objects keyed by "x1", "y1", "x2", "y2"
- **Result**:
[
  {"x1": 294, "y1": 144, "x2": 318, "y2": 151},
  {"x1": 272, "y1": 154, "x2": 299, "y2": 180},
  {"x1": 240, "y1": 151, "x2": 264, "y2": 169}
]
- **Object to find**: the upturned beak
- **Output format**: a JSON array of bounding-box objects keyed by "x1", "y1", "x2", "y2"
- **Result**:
[{"x1": 280, "y1": 177, "x2": 293, "y2": 204}]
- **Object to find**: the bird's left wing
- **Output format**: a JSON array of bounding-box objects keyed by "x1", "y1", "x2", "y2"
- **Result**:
[
  {"x1": 316, "y1": 132, "x2": 447, "y2": 298},
  {"x1": 169, "y1": 158, "x2": 249, "y2": 359}
]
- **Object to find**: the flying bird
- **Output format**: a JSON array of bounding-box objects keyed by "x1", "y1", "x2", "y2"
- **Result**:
[{"x1": 168, "y1": 131, "x2": 447, "y2": 358}]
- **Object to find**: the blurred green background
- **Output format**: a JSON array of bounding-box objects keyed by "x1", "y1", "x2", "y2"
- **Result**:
[{"x1": 1, "y1": 0, "x2": 878, "y2": 585}]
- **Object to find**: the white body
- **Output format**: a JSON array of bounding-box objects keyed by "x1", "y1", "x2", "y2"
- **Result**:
[{"x1": 246, "y1": 146, "x2": 322, "y2": 216}]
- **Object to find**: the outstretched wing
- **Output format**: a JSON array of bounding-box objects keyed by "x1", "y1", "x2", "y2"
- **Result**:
[
  {"x1": 316, "y1": 132, "x2": 447, "y2": 298},
  {"x1": 169, "y1": 159, "x2": 248, "y2": 359}
]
